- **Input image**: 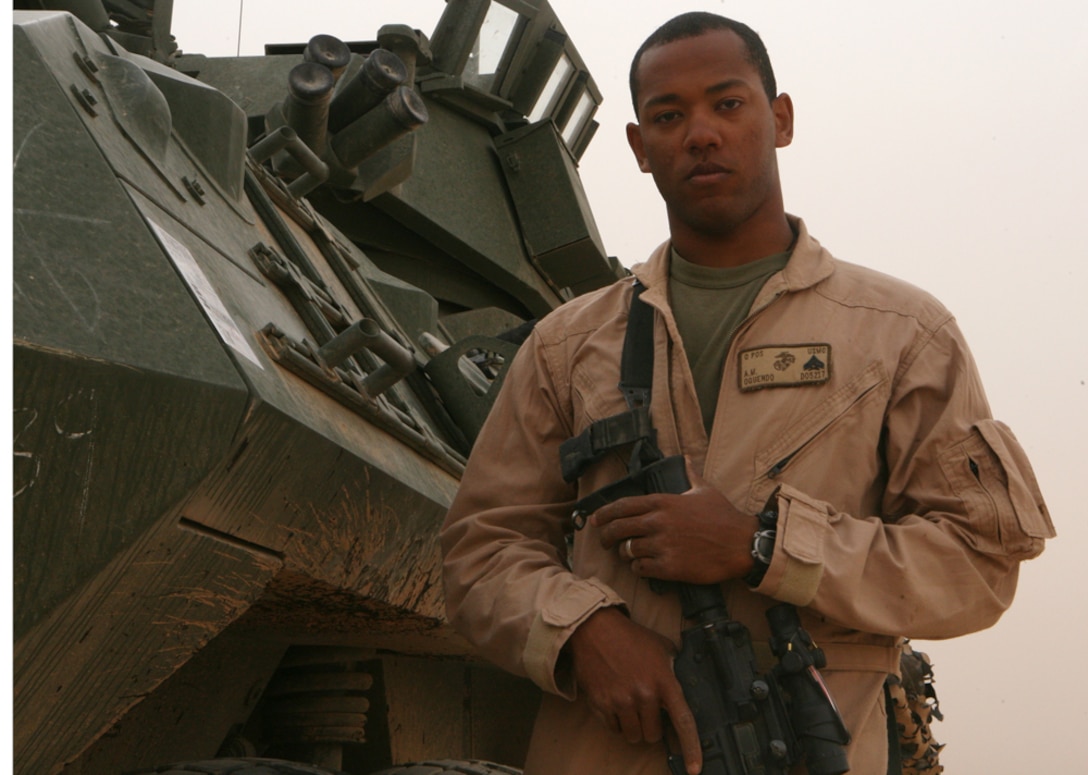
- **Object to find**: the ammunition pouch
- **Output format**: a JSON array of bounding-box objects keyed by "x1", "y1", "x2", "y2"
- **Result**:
[{"x1": 888, "y1": 645, "x2": 944, "y2": 774}]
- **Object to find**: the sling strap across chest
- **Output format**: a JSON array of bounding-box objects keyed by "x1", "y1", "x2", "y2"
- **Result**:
[{"x1": 559, "y1": 281, "x2": 689, "y2": 525}]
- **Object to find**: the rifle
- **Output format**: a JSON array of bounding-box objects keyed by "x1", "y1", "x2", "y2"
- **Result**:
[{"x1": 570, "y1": 453, "x2": 850, "y2": 775}]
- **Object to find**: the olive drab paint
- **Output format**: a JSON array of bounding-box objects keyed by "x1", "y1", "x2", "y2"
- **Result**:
[{"x1": 11, "y1": 3, "x2": 624, "y2": 773}]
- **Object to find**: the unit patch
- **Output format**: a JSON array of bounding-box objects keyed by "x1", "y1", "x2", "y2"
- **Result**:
[{"x1": 739, "y1": 344, "x2": 831, "y2": 391}]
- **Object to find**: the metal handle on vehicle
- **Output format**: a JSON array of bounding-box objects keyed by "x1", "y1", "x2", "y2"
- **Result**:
[
  {"x1": 248, "y1": 125, "x2": 329, "y2": 198},
  {"x1": 316, "y1": 318, "x2": 415, "y2": 398}
]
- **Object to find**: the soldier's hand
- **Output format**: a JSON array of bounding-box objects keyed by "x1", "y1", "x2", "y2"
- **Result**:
[
  {"x1": 567, "y1": 607, "x2": 702, "y2": 775},
  {"x1": 590, "y1": 460, "x2": 758, "y2": 584}
]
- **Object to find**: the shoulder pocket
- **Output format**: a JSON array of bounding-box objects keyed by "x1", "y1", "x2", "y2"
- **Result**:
[{"x1": 939, "y1": 420, "x2": 1054, "y2": 558}]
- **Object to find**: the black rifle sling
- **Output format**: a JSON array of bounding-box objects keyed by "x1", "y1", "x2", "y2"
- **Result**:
[
  {"x1": 566, "y1": 281, "x2": 689, "y2": 525},
  {"x1": 560, "y1": 281, "x2": 661, "y2": 484},
  {"x1": 619, "y1": 280, "x2": 655, "y2": 410}
]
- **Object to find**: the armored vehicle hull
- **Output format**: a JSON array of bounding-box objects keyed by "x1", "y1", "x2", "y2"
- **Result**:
[{"x1": 12, "y1": 3, "x2": 622, "y2": 773}]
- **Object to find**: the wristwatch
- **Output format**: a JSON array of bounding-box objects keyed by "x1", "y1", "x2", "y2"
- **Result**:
[{"x1": 744, "y1": 507, "x2": 778, "y2": 587}]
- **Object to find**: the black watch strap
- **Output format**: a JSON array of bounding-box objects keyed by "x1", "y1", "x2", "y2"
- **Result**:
[{"x1": 744, "y1": 507, "x2": 778, "y2": 587}]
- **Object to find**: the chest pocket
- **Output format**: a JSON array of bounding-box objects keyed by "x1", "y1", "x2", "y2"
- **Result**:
[{"x1": 748, "y1": 360, "x2": 889, "y2": 508}]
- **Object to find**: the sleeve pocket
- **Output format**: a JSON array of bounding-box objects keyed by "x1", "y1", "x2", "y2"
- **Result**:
[
  {"x1": 940, "y1": 420, "x2": 1054, "y2": 558},
  {"x1": 541, "y1": 578, "x2": 621, "y2": 627}
]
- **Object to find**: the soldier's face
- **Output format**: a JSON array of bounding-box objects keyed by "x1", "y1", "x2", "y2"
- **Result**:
[{"x1": 626, "y1": 30, "x2": 794, "y2": 241}]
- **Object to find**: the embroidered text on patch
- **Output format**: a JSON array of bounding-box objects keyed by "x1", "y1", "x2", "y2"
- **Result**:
[{"x1": 739, "y1": 344, "x2": 831, "y2": 391}]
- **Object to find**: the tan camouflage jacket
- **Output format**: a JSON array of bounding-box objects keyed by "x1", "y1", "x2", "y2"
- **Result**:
[{"x1": 440, "y1": 217, "x2": 1053, "y2": 774}]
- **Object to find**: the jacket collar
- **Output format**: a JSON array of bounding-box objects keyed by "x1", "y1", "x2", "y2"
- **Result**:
[{"x1": 631, "y1": 216, "x2": 835, "y2": 312}]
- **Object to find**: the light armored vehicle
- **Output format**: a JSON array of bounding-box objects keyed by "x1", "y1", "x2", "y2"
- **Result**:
[{"x1": 13, "y1": 2, "x2": 624, "y2": 773}]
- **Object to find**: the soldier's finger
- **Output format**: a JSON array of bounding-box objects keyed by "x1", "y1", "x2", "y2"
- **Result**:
[
  {"x1": 589, "y1": 493, "x2": 656, "y2": 527},
  {"x1": 662, "y1": 679, "x2": 702, "y2": 775},
  {"x1": 595, "y1": 515, "x2": 651, "y2": 550},
  {"x1": 616, "y1": 705, "x2": 645, "y2": 745},
  {"x1": 589, "y1": 703, "x2": 619, "y2": 737},
  {"x1": 638, "y1": 695, "x2": 665, "y2": 744}
]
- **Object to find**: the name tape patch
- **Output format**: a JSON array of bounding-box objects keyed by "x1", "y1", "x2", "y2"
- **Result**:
[{"x1": 739, "y1": 344, "x2": 831, "y2": 391}]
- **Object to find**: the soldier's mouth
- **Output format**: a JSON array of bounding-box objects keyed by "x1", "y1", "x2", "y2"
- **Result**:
[{"x1": 686, "y1": 162, "x2": 731, "y2": 182}]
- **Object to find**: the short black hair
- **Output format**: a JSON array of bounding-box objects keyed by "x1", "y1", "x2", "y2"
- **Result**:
[{"x1": 629, "y1": 12, "x2": 778, "y2": 116}]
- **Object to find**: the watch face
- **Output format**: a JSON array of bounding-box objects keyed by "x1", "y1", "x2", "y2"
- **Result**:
[{"x1": 754, "y1": 529, "x2": 777, "y2": 565}]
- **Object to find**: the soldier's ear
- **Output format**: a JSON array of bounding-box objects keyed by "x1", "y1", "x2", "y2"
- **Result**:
[
  {"x1": 626, "y1": 123, "x2": 652, "y2": 173},
  {"x1": 773, "y1": 93, "x2": 794, "y2": 148}
]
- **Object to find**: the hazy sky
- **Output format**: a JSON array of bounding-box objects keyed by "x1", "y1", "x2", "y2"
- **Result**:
[{"x1": 172, "y1": 2, "x2": 1088, "y2": 771}]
